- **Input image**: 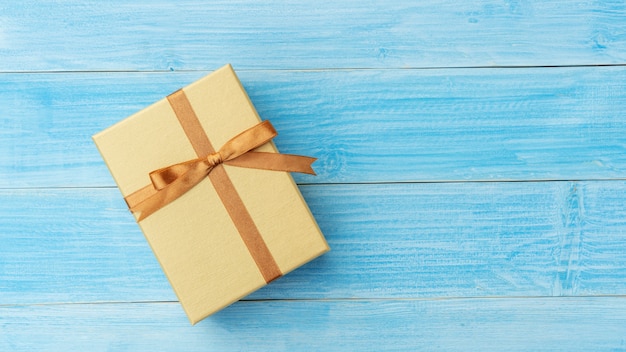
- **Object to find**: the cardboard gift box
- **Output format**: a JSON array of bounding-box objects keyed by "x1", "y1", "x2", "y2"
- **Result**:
[{"x1": 93, "y1": 64, "x2": 329, "y2": 324}]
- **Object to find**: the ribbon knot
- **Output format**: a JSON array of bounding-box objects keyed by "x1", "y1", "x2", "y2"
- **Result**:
[
  {"x1": 124, "y1": 120, "x2": 316, "y2": 221},
  {"x1": 206, "y1": 152, "x2": 223, "y2": 167}
]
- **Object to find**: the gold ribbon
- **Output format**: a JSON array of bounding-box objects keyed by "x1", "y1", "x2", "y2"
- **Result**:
[{"x1": 125, "y1": 119, "x2": 316, "y2": 221}]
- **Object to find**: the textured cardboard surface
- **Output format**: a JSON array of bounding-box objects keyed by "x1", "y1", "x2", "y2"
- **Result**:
[{"x1": 93, "y1": 65, "x2": 329, "y2": 324}]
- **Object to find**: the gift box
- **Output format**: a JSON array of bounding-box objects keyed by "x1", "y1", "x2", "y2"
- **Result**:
[{"x1": 93, "y1": 64, "x2": 329, "y2": 324}]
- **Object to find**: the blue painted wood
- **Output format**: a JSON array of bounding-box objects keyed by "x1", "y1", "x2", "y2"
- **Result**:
[
  {"x1": 2, "y1": 298, "x2": 626, "y2": 351},
  {"x1": 3, "y1": 181, "x2": 626, "y2": 304},
  {"x1": 3, "y1": 0, "x2": 626, "y2": 349},
  {"x1": 1, "y1": 1, "x2": 625, "y2": 71},
  {"x1": 1, "y1": 66, "x2": 626, "y2": 187}
]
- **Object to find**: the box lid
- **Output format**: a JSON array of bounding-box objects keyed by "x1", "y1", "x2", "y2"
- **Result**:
[{"x1": 93, "y1": 64, "x2": 329, "y2": 324}]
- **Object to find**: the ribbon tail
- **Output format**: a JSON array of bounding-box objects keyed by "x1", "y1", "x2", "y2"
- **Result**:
[
  {"x1": 131, "y1": 161, "x2": 210, "y2": 221},
  {"x1": 225, "y1": 151, "x2": 317, "y2": 175}
]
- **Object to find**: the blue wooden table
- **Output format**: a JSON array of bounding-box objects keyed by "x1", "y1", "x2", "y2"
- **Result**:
[{"x1": 2, "y1": 1, "x2": 626, "y2": 350}]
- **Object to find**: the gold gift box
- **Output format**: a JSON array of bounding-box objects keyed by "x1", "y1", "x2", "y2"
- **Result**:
[{"x1": 93, "y1": 64, "x2": 329, "y2": 324}]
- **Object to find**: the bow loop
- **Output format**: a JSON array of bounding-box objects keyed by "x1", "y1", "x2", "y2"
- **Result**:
[
  {"x1": 149, "y1": 159, "x2": 204, "y2": 191},
  {"x1": 219, "y1": 120, "x2": 277, "y2": 160}
]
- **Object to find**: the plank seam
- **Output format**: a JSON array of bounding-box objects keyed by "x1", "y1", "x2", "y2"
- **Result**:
[
  {"x1": 4, "y1": 178, "x2": 626, "y2": 191},
  {"x1": 4, "y1": 295, "x2": 626, "y2": 308},
  {"x1": 1, "y1": 63, "x2": 626, "y2": 75}
]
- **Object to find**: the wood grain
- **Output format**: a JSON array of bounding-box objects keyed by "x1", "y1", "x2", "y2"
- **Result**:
[
  {"x1": 3, "y1": 181, "x2": 626, "y2": 305},
  {"x1": 1, "y1": 1, "x2": 625, "y2": 71},
  {"x1": 1, "y1": 66, "x2": 626, "y2": 187},
  {"x1": 3, "y1": 1, "x2": 626, "y2": 349},
  {"x1": 2, "y1": 297, "x2": 625, "y2": 351}
]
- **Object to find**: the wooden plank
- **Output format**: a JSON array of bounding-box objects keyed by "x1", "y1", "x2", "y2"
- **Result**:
[
  {"x1": 1, "y1": 297, "x2": 626, "y2": 351},
  {"x1": 3, "y1": 181, "x2": 626, "y2": 305},
  {"x1": 1, "y1": 67, "x2": 626, "y2": 187},
  {"x1": 1, "y1": 1, "x2": 626, "y2": 71}
]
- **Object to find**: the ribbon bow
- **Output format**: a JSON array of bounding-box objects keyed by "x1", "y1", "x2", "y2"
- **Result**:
[{"x1": 126, "y1": 120, "x2": 316, "y2": 221}]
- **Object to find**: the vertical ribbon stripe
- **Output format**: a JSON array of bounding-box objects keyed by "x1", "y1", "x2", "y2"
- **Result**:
[{"x1": 166, "y1": 90, "x2": 282, "y2": 283}]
